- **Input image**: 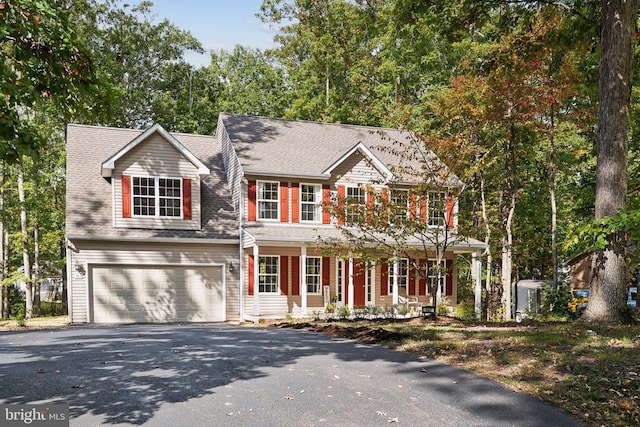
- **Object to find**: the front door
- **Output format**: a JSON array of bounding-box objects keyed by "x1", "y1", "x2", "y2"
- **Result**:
[{"x1": 345, "y1": 262, "x2": 366, "y2": 306}]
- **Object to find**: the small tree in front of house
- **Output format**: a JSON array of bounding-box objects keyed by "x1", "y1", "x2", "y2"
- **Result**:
[{"x1": 320, "y1": 131, "x2": 470, "y2": 315}]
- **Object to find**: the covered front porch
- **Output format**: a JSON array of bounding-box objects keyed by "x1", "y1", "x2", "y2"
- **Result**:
[{"x1": 240, "y1": 224, "x2": 487, "y2": 320}]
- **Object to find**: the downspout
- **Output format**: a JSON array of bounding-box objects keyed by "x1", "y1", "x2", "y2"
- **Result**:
[{"x1": 65, "y1": 239, "x2": 74, "y2": 323}]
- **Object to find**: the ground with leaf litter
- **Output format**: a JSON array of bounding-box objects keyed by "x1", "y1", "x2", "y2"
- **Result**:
[{"x1": 272, "y1": 316, "x2": 640, "y2": 427}]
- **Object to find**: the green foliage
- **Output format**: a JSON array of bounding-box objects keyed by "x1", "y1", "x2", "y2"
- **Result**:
[
  {"x1": 454, "y1": 300, "x2": 476, "y2": 320},
  {"x1": 542, "y1": 286, "x2": 573, "y2": 318},
  {"x1": 337, "y1": 304, "x2": 351, "y2": 320},
  {"x1": 0, "y1": 0, "x2": 99, "y2": 159},
  {"x1": 436, "y1": 298, "x2": 450, "y2": 316}
]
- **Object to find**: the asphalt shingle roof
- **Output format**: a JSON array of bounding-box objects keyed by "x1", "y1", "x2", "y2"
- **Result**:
[
  {"x1": 66, "y1": 124, "x2": 238, "y2": 241},
  {"x1": 219, "y1": 113, "x2": 461, "y2": 185}
]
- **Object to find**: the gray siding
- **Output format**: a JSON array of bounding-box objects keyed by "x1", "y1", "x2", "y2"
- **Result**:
[
  {"x1": 113, "y1": 134, "x2": 202, "y2": 230},
  {"x1": 218, "y1": 117, "x2": 243, "y2": 212},
  {"x1": 68, "y1": 239, "x2": 240, "y2": 323}
]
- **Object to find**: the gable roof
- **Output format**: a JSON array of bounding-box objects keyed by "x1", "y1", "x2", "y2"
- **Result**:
[
  {"x1": 66, "y1": 124, "x2": 237, "y2": 241},
  {"x1": 322, "y1": 141, "x2": 394, "y2": 181},
  {"x1": 101, "y1": 123, "x2": 210, "y2": 178},
  {"x1": 218, "y1": 113, "x2": 462, "y2": 187}
]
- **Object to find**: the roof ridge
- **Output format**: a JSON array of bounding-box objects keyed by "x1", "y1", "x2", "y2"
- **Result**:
[{"x1": 220, "y1": 112, "x2": 403, "y2": 133}]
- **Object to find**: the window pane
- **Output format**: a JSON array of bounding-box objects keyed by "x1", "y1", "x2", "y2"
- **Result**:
[
  {"x1": 132, "y1": 177, "x2": 156, "y2": 216},
  {"x1": 306, "y1": 257, "x2": 321, "y2": 294},
  {"x1": 301, "y1": 184, "x2": 320, "y2": 222},
  {"x1": 428, "y1": 192, "x2": 445, "y2": 226},
  {"x1": 158, "y1": 178, "x2": 181, "y2": 217},
  {"x1": 258, "y1": 256, "x2": 279, "y2": 293},
  {"x1": 346, "y1": 187, "x2": 365, "y2": 224},
  {"x1": 258, "y1": 182, "x2": 279, "y2": 220}
]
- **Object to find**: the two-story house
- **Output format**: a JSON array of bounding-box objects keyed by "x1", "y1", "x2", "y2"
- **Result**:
[{"x1": 66, "y1": 114, "x2": 486, "y2": 323}]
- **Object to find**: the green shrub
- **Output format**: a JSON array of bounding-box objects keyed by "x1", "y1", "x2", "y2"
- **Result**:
[
  {"x1": 454, "y1": 301, "x2": 477, "y2": 320},
  {"x1": 543, "y1": 286, "x2": 573, "y2": 318},
  {"x1": 437, "y1": 299, "x2": 450, "y2": 316},
  {"x1": 15, "y1": 304, "x2": 26, "y2": 326},
  {"x1": 337, "y1": 304, "x2": 351, "y2": 320}
]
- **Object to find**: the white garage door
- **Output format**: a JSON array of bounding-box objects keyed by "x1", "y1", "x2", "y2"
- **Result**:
[{"x1": 90, "y1": 265, "x2": 224, "y2": 323}]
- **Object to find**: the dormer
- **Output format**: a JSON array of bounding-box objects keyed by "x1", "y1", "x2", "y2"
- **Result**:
[{"x1": 101, "y1": 124, "x2": 210, "y2": 231}]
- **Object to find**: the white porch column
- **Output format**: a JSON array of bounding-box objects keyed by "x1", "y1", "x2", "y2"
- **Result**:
[
  {"x1": 473, "y1": 252, "x2": 482, "y2": 319},
  {"x1": 253, "y1": 244, "x2": 259, "y2": 316},
  {"x1": 392, "y1": 256, "x2": 399, "y2": 306},
  {"x1": 348, "y1": 257, "x2": 354, "y2": 309},
  {"x1": 301, "y1": 246, "x2": 308, "y2": 315}
]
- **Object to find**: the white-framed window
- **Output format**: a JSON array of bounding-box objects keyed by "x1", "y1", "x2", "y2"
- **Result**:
[
  {"x1": 306, "y1": 257, "x2": 321, "y2": 294},
  {"x1": 300, "y1": 183, "x2": 321, "y2": 222},
  {"x1": 132, "y1": 176, "x2": 182, "y2": 218},
  {"x1": 428, "y1": 191, "x2": 446, "y2": 227},
  {"x1": 258, "y1": 181, "x2": 279, "y2": 220},
  {"x1": 345, "y1": 186, "x2": 365, "y2": 224},
  {"x1": 258, "y1": 256, "x2": 279, "y2": 293},
  {"x1": 388, "y1": 258, "x2": 408, "y2": 294},
  {"x1": 366, "y1": 262, "x2": 374, "y2": 304},
  {"x1": 390, "y1": 189, "x2": 409, "y2": 222},
  {"x1": 336, "y1": 259, "x2": 343, "y2": 302},
  {"x1": 427, "y1": 260, "x2": 446, "y2": 294}
]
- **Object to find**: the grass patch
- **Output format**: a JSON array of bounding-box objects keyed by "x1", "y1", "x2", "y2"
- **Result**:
[{"x1": 275, "y1": 317, "x2": 640, "y2": 427}]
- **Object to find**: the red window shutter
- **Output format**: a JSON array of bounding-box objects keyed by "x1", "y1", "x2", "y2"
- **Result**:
[
  {"x1": 280, "y1": 256, "x2": 289, "y2": 295},
  {"x1": 420, "y1": 197, "x2": 427, "y2": 224},
  {"x1": 446, "y1": 259, "x2": 453, "y2": 296},
  {"x1": 248, "y1": 255, "x2": 255, "y2": 296},
  {"x1": 366, "y1": 188, "x2": 374, "y2": 223},
  {"x1": 121, "y1": 175, "x2": 131, "y2": 218},
  {"x1": 280, "y1": 182, "x2": 289, "y2": 223},
  {"x1": 248, "y1": 180, "x2": 257, "y2": 221},
  {"x1": 410, "y1": 193, "x2": 417, "y2": 220},
  {"x1": 322, "y1": 257, "x2": 330, "y2": 288},
  {"x1": 322, "y1": 184, "x2": 331, "y2": 224},
  {"x1": 446, "y1": 194, "x2": 455, "y2": 229},
  {"x1": 182, "y1": 178, "x2": 192, "y2": 220},
  {"x1": 291, "y1": 183, "x2": 300, "y2": 223},
  {"x1": 408, "y1": 259, "x2": 416, "y2": 295},
  {"x1": 291, "y1": 256, "x2": 300, "y2": 296},
  {"x1": 381, "y1": 188, "x2": 389, "y2": 224},
  {"x1": 418, "y1": 260, "x2": 427, "y2": 295},
  {"x1": 380, "y1": 260, "x2": 388, "y2": 296},
  {"x1": 337, "y1": 185, "x2": 345, "y2": 225}
]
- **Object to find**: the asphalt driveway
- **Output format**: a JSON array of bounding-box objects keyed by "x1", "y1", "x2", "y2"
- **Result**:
[{"x1": 0, "y1": 324, "x2": 580, "y2": 426}]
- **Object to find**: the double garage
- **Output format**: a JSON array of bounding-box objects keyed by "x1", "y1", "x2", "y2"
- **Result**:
[{"x1": 88, "y1": 264, "x2": 225, "y2": 323}]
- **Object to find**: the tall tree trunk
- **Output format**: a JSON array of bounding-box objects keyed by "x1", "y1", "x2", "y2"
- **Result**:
[
  {"x1": 549, "y1": 107, "x2": 558, "y2": 289},
  {"x1": 501, "y1": 192, "x2": 516, "y2": 321},
  {"x1": 17, "y1": 158, "x2": 33, "y2": 319},
  {"x1": 500, "y1": 123, "x2": 518, "y2": 321},
  {"x1": 33, "y1": 223, "x2": 41, "y2": 316},
  {"x1": 582, "y1": 0, "x2": 637, "y2": 324},
  {"x1": 0, "y1": 163, "x2": 6, "y2": 319},
  {"x1": 480, "y1": 178, "x2": 493, "y2": 321}
]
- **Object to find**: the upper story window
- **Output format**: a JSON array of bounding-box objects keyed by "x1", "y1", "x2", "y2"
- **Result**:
[
  {"x1": 428, "y1": 191, "x2": 446, "y2": 227},
  {"x1": 388, "y1": 258, "x2": 408, "y2": 294},
  {"x1": 345, "y1": 186, "x2": 365, "y2": 224},
  {"x1": 258, "y1": 181, "x2": 279, "y2": 220},
  {"x1": 390, "y1": 189, "x2": 409, "y2": 222},
  {"x1": 132, "y1": 176, "x2": 181, "y2": 218},
  {"x1": 300, "y1": 183, "x2": 321, "y2": 222}
]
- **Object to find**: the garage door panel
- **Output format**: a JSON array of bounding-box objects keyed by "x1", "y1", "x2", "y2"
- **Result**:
[{"x1": 91, "y1": 265, "x2": 224, "y2": 323}]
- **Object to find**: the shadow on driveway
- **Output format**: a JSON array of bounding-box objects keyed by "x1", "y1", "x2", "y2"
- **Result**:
[{"x1": 0, "y1": 324, "x2": 580, "y2": 426}]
